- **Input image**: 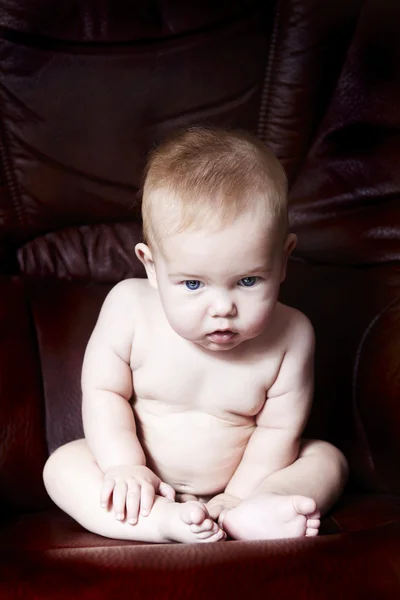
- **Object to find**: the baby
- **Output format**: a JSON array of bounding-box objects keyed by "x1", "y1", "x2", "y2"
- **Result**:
[{"x1": 43, "y1": 127, "x2": 348, "y2": 543}]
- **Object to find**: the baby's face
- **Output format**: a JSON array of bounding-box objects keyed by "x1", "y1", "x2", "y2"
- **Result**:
[{"x1": 138, "y1": 213, "x2": 295, "y2": 352}]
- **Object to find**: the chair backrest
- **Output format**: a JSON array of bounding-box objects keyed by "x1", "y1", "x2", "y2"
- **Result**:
[{"x1": 0, "y1": 0, "x2": 399, "y2": 514}]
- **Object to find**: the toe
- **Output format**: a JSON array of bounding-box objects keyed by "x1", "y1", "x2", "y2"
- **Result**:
[
  {"x1": 306, "y1": 527, "x2": 319, "y2": 537},
  {"x1": 180, "y1": 501, "x2": 208, "y2": 526},
  {"x1": 307, "y1": 518, "x2": 321, "y2": 529},
  {"x1": 196, "y1": 525, "x2": 220, "y2": 539},
  {"x1": 218, "y1": 508, "x2": 229, "y2": 528},
  {"x1": 309, "y1": 510, "x2": 321, "y2": 520},
  {"x1": 292, "y1": 496, "x2": 316, "y2": 516},
  {"x1": 190, "y1": 518, "x2": 215, "y2": 533},
  {"x1": 199, "y1": 528, "x2": 227, "y2": 542}
]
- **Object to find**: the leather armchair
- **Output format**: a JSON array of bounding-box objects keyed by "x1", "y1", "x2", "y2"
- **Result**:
[{"x1": 0, "y1": 0, "x2": 399, "y2": 597}]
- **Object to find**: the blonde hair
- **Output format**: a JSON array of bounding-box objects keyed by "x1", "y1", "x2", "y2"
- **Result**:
[{"x1": 141, "y1": 127, "x2": 288, "y2": 248}]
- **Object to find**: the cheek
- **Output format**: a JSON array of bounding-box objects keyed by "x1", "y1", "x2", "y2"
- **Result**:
[
  {"x1": 247, "y1": 309, "x2": 270, "y2": 334},
  {"x1": 242, "y1": 294, "x2": 276, "y2": 332},
  {"x1": 160, "y1": 290, "x2": 204, "y2": 336}
]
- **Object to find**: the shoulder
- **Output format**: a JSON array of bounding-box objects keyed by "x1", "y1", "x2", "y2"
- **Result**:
[
  {"x1": 96, "y1": 278, "x2": 153, "y2": 335},
  {"x1": 102, "y1": 278, "x2": 152, "y2": 313},
  {"x1": 88, "y1": 278, "x2": 154, "y2": 360},
  {"x1": 275, "y1": 303, "x2": 315, "y2": 356},
  {"x1": 266, "y1": 304, "x2": 315, "y2": 399},
  {"x1": 105, "y1": 277, "x2": 149, "y2": 301}
]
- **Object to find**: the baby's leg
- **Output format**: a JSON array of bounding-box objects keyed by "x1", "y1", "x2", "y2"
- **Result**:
[
  {"x1": 43, "y1": 439, "x2": 225, "y2": 544},
  {"x1": 220, "y1": 439, "x2": 348, "y2": 541}
]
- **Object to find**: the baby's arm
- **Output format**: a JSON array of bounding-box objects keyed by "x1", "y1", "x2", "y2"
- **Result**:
[
  {"x1": 82, "y1": 281, "x2": 174, "y2": 522},
  {"x1": 224, "y1": 311, "x2": 315, "y2": 500}
]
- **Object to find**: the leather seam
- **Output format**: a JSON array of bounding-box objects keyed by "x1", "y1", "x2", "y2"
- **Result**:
[
  {"x1": 0, "y1": 111, "x2": 23, "y2": 232},
  {"x1": 257, "y1": 0, "x2": 282, "y2": 142},
  {"x1": 0, "y1": 6, "x2": 263, "y2": 51},
  {"x1": 352, "y1": 297, "x2": 400, "y2": 492}
]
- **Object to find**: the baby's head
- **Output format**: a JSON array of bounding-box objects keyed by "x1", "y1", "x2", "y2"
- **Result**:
[
  {"x1": 136, "y1": 127, "x2": 296, "y2": 351},
  {"x1": 141, "y1": 127, "x2": 289, "y2": 248}
]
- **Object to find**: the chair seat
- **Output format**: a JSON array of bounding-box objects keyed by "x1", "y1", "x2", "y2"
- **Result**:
[
  {"x1": 1, "y1": 493, "x2": 399, "y2": 552},
  {"x1": 0, "y1": 500, "x2": 399, "y2": 599}
]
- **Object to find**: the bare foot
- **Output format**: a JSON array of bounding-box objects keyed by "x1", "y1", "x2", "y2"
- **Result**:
[
  {"x1": 161, "y1": 501, "x2": 226, "y2": 543},
  {"x1": 219, "y1": 493, "x2": 321, "y2": 540}
]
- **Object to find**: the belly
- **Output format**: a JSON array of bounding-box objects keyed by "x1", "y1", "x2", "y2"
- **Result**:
[{"x1": 133, "y1": 400, "x2": 255, "y2": 496}]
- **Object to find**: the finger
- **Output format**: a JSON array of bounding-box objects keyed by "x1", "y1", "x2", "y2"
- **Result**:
[
  {"x1": 207, "y1": 504, "x2": 223, "y2": 521},
  {"x1": 112, "y1": 480, "x2": 128, "y2": 521},
  {"x1": 100, "y1": 478, "x2": 115, "y2": 509},
  {"x1": 140, "y1": 481, "x2": 155, "y2": 516},
  {"x1": 158, "y1": 481, "x2": 176, "y2": 501},
  {"x1": 205, "y1": 494, "x2": 224, "y2": 511},
  {"x1": 126, "y1": 481, "x2": 141, "y2": 525}
]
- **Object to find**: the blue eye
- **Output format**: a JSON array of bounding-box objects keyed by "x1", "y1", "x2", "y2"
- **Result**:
[
  {"x1": 239, "y1": 276, "x2": 258, "y2": 287},
  {"x1": 184, "y1": 280, "x2": 202, "y2": 291}
]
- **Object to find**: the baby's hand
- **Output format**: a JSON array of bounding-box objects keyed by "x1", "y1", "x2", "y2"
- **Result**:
[
  {"x1": 207, "y1": 493, "x2": 241, "y2": 525},
  {"x1": 100, "y1": 464, "x2": 176, "y2": 524}
]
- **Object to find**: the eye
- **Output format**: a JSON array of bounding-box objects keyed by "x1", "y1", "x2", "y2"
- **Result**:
[
  {"x1": 239, "y1": 276, "x2": 259, "y2": 287},
  {"x1": 184, "y1": 280, "x2": 202, "y2": 291}
]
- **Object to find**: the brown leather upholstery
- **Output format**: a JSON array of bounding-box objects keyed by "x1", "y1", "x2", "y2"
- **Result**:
[{"x1": 0, "y1": 0, "x2": 399, "y2": 597}]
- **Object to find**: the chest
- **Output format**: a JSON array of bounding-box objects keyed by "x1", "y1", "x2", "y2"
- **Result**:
[{"x1": 132, "y1": 331, "x2": 280, "y2": 417}]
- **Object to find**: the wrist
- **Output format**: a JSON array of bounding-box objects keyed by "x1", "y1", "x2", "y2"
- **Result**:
[
  {"x1": 87, "y1": 432, "x2": 146, "y2": 473},
  {"x1": 223, "y1": 483, "x2": 246, "y2": 500},
  {"x1": 102, "y1": 459, "x2": 146, "y2": 471}
]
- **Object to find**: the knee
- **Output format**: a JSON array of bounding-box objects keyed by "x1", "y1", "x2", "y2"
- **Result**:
[
  {"x1": 43, "y1": 446, "x2": 64, "y2": 495},
  {"x1": 43, "y1": 442, "x2": 79, "y2": 497},
  {"x1": 324, "y1": 442, "x2": 349, "y2": 486},
  {"x1": 302, "y1": 439, "x2": 349, "y2": 488}
]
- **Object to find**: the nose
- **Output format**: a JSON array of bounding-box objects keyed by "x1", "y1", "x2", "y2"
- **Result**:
[{"x1": 208, "y1": 290, "x2": 237, "y2": 318}]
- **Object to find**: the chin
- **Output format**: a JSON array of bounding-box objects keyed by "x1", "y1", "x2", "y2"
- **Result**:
[{"x1": 197, "y1": 338, "x2": 243, "y2": 352}]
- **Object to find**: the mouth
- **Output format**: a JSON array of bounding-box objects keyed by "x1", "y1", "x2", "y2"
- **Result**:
[{"x1": 206, "y1": 330, "x2": 238, "y2": 344}]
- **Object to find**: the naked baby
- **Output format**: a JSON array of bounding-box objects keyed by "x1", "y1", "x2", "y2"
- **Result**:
[{"x1": 43, "y1": 127, "x2": 348, "y2": 543}]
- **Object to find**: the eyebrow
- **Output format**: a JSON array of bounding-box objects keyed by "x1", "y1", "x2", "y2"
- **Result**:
[
  {"x1": 168, "y1": 272, "x2": 202, "y2": 279},
  {"x1": 168, "y1": 266, "x2": 272, "y2": 279},
  {"x1": 243, "y1": 266, "x2": 273, "y2": 274}
]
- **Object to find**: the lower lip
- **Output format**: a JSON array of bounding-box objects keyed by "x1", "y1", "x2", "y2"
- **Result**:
[{"x1": 207, "y1": 331, "x2": 237, "y2": 344}]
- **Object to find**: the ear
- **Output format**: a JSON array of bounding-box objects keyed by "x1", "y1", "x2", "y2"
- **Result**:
[
  {"x1": 280, "y1": 233, "x2": 297, "y2": 283},
  {"x1": 135, "y1": 243, "x2": 158, "y2": 289}
]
